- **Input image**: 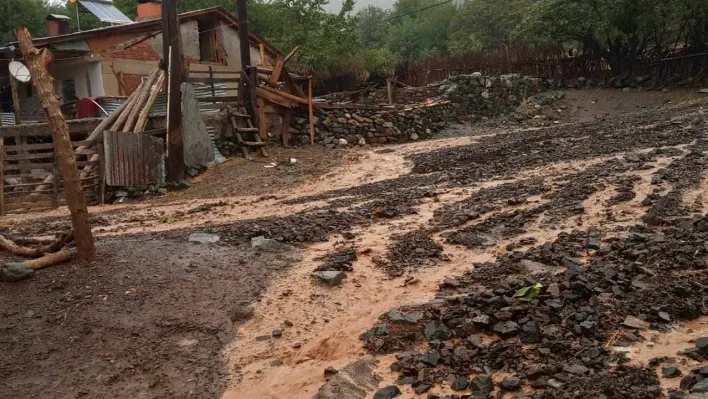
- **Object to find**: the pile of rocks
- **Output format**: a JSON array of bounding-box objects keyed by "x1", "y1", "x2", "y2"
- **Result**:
[
  {"x1": 291, "y1": 103, "x2": 456, "y2": 148},
  {"x1": 438, "y1": 73, "x2": 538, "y2": 116},
  {"x1": 361, "y1": 214, "x2": 708, "y2": 398}
]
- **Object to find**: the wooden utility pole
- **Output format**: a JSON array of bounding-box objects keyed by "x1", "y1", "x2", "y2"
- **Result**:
[
  {"x1": 161, "y1": 0, "x2": 186, "y2": 182},
  {"x1": 15, "y1": 28, "x2": 96, "y2": 262},
  {"x1": 236, "y1": 0, "x2": 253, "y2": 108}
]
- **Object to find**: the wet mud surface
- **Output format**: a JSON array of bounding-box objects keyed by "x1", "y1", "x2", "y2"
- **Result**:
[{"x1": 1, "y1": 97, "x2": 708, "y2": 399}]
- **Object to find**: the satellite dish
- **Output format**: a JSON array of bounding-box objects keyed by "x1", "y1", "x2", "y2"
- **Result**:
[{"x1": 9, "y1": 61, "x2": 31, "y2": 83}]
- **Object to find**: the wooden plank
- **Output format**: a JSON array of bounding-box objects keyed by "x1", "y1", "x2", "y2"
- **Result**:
[
  {"x1": 236, "y1": 127, "x2": 259, "y2": 132},
  {"x1": 188, "y1": 70, "x2": 241, "y2": 76},
  {"x1": 258, "y1": 86, "x2": 308, "y2": 105},
  {"x1": 283, "y1": 45, "x2": 301, "y2": 64},
  {"x1": 257, "y1": 98, "x2": 267, "y2": 140},
  {"x1": 282, "y1": 109, "x2": 292, "y2": 147},
  {"x1": 189, "y1": 77, "x2": 241, "y2": 83},
  {"x1": 308, "y1": 77, "x2": 315, "y2": 145},
  {"x1": 199, "y1": 102, "x2": 247, "y2": 111},
  {"x1": 4, "y1": 139, "x2": 98, "y2": 151},
  {"x1": 4, "y1": 152, "x2": 55, "y2": 161},
  {"x1": 268, "y1": 57, "x2": 285, "y2": 85},
  {"x1": 282, "y1": 69, "x2": 307, "y2": 98},
  {"x1": 197, "y1": 96, "x2": 240, "y2": 103},
  {"x1": 0, "y1": 118, "x2": 103, "y2": 138},
  {"x1": 255, "y1": 87, "x2": 296, "y2": 108},
  {"x1": 4, "y1": 163, "x2": 54, "y2": 171}
]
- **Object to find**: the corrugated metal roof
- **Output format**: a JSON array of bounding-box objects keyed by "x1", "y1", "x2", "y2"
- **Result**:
[
  {"x1": 0, "y1": 113, "x2": 16, "y2": 126},
  {"x1": 79, "y1": 0, "x2": 132, "y2": 24}
]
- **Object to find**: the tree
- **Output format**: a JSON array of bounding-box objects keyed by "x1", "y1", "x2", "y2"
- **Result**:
[
  {"x1": 0, "y1": 0, "x2": 50, "y2": 43},
  {"x1": 355, "y1": 5, "x2": 390, "y2": 48},
  {"x1": 386, "y1": 0, "x2": 455, "y2": 63}
]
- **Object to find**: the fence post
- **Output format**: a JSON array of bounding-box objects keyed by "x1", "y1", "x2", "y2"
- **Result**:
[
  {"x1": 97, "y1": 134, "x2": 105, "y2": 205},
  {"x1": 0, "y1": 136, "x2": 4, "y2": 216}
]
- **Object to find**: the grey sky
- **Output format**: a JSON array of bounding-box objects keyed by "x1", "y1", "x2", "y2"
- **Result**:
[{"x1": 323, "y1": 0, "x2": 396, "y2": 13}]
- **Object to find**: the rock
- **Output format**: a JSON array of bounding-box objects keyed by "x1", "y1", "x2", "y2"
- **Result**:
[
  {"x1": 388, "y1": 309, "x2": 423, "y2": 323},
  {"x1": 1, "y1": 263, "x2": 35, "y2": 282},
  {"x1": 520, "y1": 321, "x2": 541, "y2": 343},
  {"x1": 472, "y1": 315, "x2": 492, "y2": 326},
  {"x1": 663, "y1": 367, "x2": 682, "y2": 378},
  {"x1": 659, "y1": 311, "x2": 672, "y2": 322},
  {"x1": 338, "y1": 138, "x2": 348, "y2": 145},
  {"x1": 696, "y1": 337, "x2": 708, "y2": 354},
  {"x1": 342, "y1": 231, "x2": 355, "y2": 240},
  {"x1": 452, "y1": 375, "x2": 470, "y2": 391},
  {"x1": 499, "y1": 376, "x2": 522, "y2": 391},
  {"x1": 115, "y1": 190, "x2": 129, "y2": 198},
  {"x1": 623, "y1": 315, "x2": 650, "y2": 330},
  {"x1": 547, "y1": 379, "x2": 563, "y2": 389},
  {"x1": 563, "y1": 364, "x2": 589, "y2": 375},
  {"x1": 272, "y1": 329, "x2": 282, "y2": 338},
  {"x1": 547, "y1": 283, "x2": 561, "y2": 297},
  {"x1": 421, "y1": 350, "x2": 440, "y2": 366},
  {"x1": 251, "y1": 236, "x2": 292, "y2": 252},
  {"x1": 492, "y1": 321, "x2": 519, "y2": 338},
  {"x1": 324, "y1": 366, "x2": 338, "y2": 378},
  {"x1": 188, "y1": 232, "x2": 220, "y2": 244},
  {"x1": 470, "y1": 374, "x2": 493, "y2": 395},
  {"x1": 270, "y1": 359, "x2": 283, "y2": 366},
  {"x1": 691, "y1": 379, "x2": 708, "y2": 393},
  {"x1": 423, "y1": 321, "x2": 452, "y2": 340},
  {"x1": 410, "y1": 133, "x2": 419, "y2": 141},
  {"x1": 414, "y1": 384, "x2": 432, "y2": 394},
  {"x1": 373, "y1": 385, "x2": 401, "y2": 399},
  {"x1": 358, "y1": 137, "x2": 366, "y2": 146},
  {"x1": 312, "y1": 271, "x2": 346, "y2": 286}
]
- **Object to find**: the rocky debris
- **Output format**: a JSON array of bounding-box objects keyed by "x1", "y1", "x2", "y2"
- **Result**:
[
  {"x1": 312, "y1": 271, "x2": 347, "y2": 286},
  {"x1": 663, "y1": 367, "x2": 682, "y2": 378},
  {"x1": 373, "y1": 385, "x2": 401, "y2": 399},
  {"x1": 498, "y1": 376, "x2": 522, "y2": 391},
  {"x1": 362, "y1": 214, "x2": 708, "y2": 398},
  {"x1": 314, "y1": 246, "x2": 357, "y2": 272},
  {"x1": 324, "y1": 366, "x2": 338, "y2": 379},
  {"x1": 188, "y1": 233, "x2": 221, "y2": 244},
  {"x1": 378, "y1": 229, "x2": 446, "y2": 276},
  {"x1": 251, "y1": 236, "x2": 293, "y2": 252}
]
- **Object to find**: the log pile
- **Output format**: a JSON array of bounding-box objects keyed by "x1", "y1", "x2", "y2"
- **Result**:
[{"x1": 0, "y1": 231, "x2": 75, "y2": 282}]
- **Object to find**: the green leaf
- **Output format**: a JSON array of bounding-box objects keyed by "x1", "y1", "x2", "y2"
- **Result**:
[{"x1": 513, "y1": 283, "x2": 543, "y2": 299}]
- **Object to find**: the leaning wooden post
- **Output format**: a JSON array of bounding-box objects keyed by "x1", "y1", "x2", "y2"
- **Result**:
[
  {"x1": 15, "y1": 27, "x2": 96, "y2": 262},
  {"x1": 308, "y1": 76, "x2": 315, "y2": 145}
]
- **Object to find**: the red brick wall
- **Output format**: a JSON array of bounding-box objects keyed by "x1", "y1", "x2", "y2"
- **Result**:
[
  {"x1": 102, "y1": 41, "x2": 160, "y2": 62},
  {"x1": 122, "y1": 74, "x2": 144, "y2": 95}
]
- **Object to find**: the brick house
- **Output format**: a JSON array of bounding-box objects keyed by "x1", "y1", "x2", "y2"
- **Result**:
[{"x1": 0, "y1": 4, "x2": 282, "y2": 120}]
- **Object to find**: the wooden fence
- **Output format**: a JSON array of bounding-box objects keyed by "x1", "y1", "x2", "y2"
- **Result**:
[
  {"x1": 398, "y1": 47, "x2": 708, "y2": 86},
  {"x1": 0, "y1": 130, "x2": 104, "y2": 215}
]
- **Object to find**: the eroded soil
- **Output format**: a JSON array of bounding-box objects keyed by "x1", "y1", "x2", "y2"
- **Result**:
[{"x1": 1, "y1": 90, "x2": 707, "y2": 399}]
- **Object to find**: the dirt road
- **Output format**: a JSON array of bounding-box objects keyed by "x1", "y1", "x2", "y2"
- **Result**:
[{"x1": 1, "y1": 90, "x2": 707, "y2": 399}]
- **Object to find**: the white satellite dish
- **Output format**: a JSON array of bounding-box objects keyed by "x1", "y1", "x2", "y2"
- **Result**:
[{"x1": 9, "y1": 61, "x2": 31, "y2": 83}]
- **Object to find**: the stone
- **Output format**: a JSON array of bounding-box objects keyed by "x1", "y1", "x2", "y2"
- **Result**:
[
  {"x1": 388, "y1": 309, "x2": 423, "y2": 324},
  {"x1": 324, "y1": 366, "x2": 338, "y2": 378},
  {"x1": 358, "y1": 137, "x2": 366, "y2": 146},
  {"x1": 115, "y1": 190, "x2": 129, "y2": 198},
  {"x1": 373, "y1": 385, "x2": 401, "y2": 399},
  {"x1": 564, "y1": 364, "x2": 589, "y2": 375},
  {"x1": 188, "y1": 232, "x2": 220, "y2": 244},
  {"x1": 663, "y1": 367, "x2": 682, "y2": 378},
  {"x1": 547, "y1": 283, "x2": 561, "y2": 297},
  {"x1": 423, "y1": 321, "x2": 452, "y2": 340},
  {"x1": 181, "y1": 82, "x2": 215, "y2": 168},
  {"x1": 421, "y1": 350, "x2": 440, "y2": 366},
  {"x1": 696, "y1": 337, "x2": 708, "y2": 354},
  {"x1": 312, "y1": 271, "x2": 346, "y2": 286},
  {"x1": 414, "y1": 384, "x2": 432, "y2": 394},
  {"x1": 338, "y1": 138, "x2": 348, "y2": 145},
  {"x1": 1, "y1": 263, "x2": 35, "y2": 282},
  {"x1": 472, "y1": 314, "x2": 492, "y2": 326},
  {"x1": 623, "y1": 315, "x2": 650, "y2": 330},
  {"x1": 492, "y1": 321, "x2": 519, "y2": 338},
  {"x1": 272, "y1": 329, "x2": 282, "y2": 338},
  {"x1": 270, "y1": 359, "x2": 283, "y2": 366},
  {"x1": 499, "y1": 376, "x2": 522, "y2": 391},
  {"x1": 521, "y1": 321, "x2": 541, "y2": 343},
  {"x1": 410, "y1": 133, "x2": 419, "y2": 141},
  {"x1": 452, "y1": 376, "x2": 470, "y2": 391},
  {"x1": 471, "y1": 374, "x2": 493, "y2": 395},
  {"x1": 659, "y1": 311, "x2": 672, "y2": 322},
  {"x1": 691, "y1": 379, "x2": 708, "y2": 393},
  {"x1": 251, "y1": 236, "x2": 292, "y2": 252},
  {"x1": 547, "y1": 379, "x2": 564, "y2": 389}
]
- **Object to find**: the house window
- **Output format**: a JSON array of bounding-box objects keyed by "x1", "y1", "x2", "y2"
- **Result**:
[
  {"x1": 198, "y1": 20, "x2": 217, "y2": 62},
  {"x1": 62, "y1": 79, "x2": 76, "y2": 102}
]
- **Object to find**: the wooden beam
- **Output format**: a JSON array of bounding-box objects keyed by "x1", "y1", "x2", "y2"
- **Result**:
[
  {"x1": 255, "y1": 87, "x2": 296, "y2": 108},
  {"x1": 162, "y1": 0, "x2": 186, "y2": 182},
  {"x1": 308, "y1": 77, "x2": 315, "y2": 145},
  {"x1": 281, "y1": 109, "x2": 291, "y2": 147},
  {"x1": 123, "y1": 66, "x2": 159, "y2": 132},
  {"x1": 269, "y1": 57, "x2": 285, "y2": 85},
  {"x1": 257, "y1": 85, "x2": 308, "y2": 105},
  {"x1": 136, "y1": 71, "x2": 165, "y2": 133},
  {"x1": 15, "y1": 27, "x2": 96, "y2": 263},
  {"x1": 283, "y1": 45, "x2": 301, "y2": 64},
  {"x1": 257, "y1": 98, "x2": 267, "y2": 140}
]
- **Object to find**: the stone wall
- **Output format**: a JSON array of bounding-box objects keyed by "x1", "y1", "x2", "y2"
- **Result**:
[{"x1": 289, "y1": 73, "x2": 540, "y2": 147}]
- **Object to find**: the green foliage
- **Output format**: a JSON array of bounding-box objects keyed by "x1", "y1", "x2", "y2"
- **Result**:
[
  {"x1": 386, "y1": 0, "x2": 455, "y2": 63},
  {"x1": 0, "y1": 0, "x2": 51, "y2": 43}
]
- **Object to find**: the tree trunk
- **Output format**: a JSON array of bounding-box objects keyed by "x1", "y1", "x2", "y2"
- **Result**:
[{"x1": 15, "y1": 28, "x2": 96, "y2": 263}]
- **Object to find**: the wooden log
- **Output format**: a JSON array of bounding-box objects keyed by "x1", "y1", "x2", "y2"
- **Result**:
[
  {"x1": 0, "y1": 234, "x2": 39, "y2": 257},
  {"x1": 258, "y1": 85, "x2": 309, "y2": 105},
  {"x1": 9, "y1": 74, "x2": 21, "y2": 124},
  {"x1": 308, "y1": 77, "x2": 315, "y2": 145},
  {"x1": 124, "y1": 66, "x2": 160, "y2": 133},
  {"x1": 112, "y1": 82, "x2": 144, "y2": 131},
  {"x1": 23, "y1": 249, "x2": 74, "y2": 270},
  {"x1": 135, "y1": 71, "x2": 165, "y2": 132},
  {"x1": 16, "y1": 27, "x2": 96, "y2": 263}
]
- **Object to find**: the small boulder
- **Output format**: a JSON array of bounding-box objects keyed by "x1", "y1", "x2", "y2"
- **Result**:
[
  {"x1": 499, "y1": 376, "x2": 522, "y2": 391},
  {"x1": 662, "y1": 367, "x2": 682, "y2": 378},
  {"x1": 373, "y1": 385, "x2": 401, "y2": 399},
  {"x1": 1, "y1": 263, "x2": 35, "y2": 282},
  {"x1": 312, "y1": 271, "x2": 346, "y2": 286},
  {"x1": 623, "y1": 315, "x2": 650, "y2": 330}
]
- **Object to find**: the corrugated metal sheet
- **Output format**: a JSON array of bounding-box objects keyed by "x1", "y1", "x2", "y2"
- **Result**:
[
  {"x1": 98, "y1": 94, "x2": 167, "y2": 118},
  {"x1": 104, "y1": 131, "x2": 165, "y2": 187},
  {"x1": 0, "y1": 113, "x2": 16, "y2": 126},
  {"x1": 207, "y1": 126, "x2": 227, "y2": 164},
  {"x1": 79, "y1": 0, "x2": 132, "y2": 24},
  {"x1": 193, "y1": 82, "x2": 228, "y2": 99}
]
